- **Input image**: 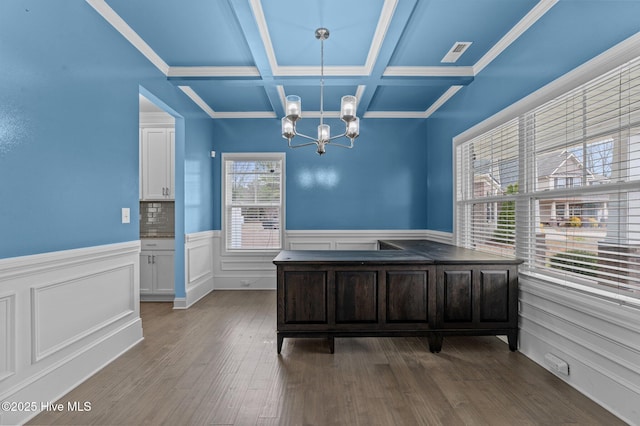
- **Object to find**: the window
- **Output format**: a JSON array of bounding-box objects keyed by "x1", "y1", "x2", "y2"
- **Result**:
[
  {"x1": 456, "y1": 118, "x2": 519, "y2": 257},
  {"x1": 456, "y1": 57, "x2": 640, "y2": 300},
  {"x1": 223, "y1": 153, "x2": 284, "y2": 252}
]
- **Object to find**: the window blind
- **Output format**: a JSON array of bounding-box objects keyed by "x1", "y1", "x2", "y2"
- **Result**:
[
  {"x1": 456, "y1": 57, "x2": 640, "y2": 299},
  {"x1": 223, "y1": 154, "x2": 284, "y2": 251},
  {"x1": 456, "y1": 118, "x2": 519, "y2": 258}
]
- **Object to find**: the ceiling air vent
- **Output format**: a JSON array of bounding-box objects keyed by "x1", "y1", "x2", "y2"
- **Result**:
[{"x1": 441, "y1": 41, "x2": 472, "y2": 63}]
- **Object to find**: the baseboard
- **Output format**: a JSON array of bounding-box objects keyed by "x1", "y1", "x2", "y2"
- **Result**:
[
  {"x1": 173, "y1": 275, "x2": 213, "y2": 309},
  {"x1": 141, "y1": 294, "x2": 174, "y2": 302},
  {"x1": 211, "y1": 274, "x2": 276, "y2": 290},
  {"x1": 11, "y1": 319, "x2": 143, "y2": 425}
]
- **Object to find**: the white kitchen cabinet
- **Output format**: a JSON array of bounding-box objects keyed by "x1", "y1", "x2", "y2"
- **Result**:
[
  {"x1": 140, "y1": 127, "x2": 174, "y2": 200},
  {"x1": 140, "y1": 239, "x2": 174, "y2": 302}
]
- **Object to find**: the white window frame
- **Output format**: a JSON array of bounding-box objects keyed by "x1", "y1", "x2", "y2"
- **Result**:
[
  {"x1": 222, "y1": 152, "x2": 285, "y2": 254},
  {"x1": 454, "y1": 46, "x2": 640, "y2": 305}
]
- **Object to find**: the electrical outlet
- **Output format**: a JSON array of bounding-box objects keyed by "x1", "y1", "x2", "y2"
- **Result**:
[{"x1": 544, "y1": 353, "x2": 570, "y2": 375}]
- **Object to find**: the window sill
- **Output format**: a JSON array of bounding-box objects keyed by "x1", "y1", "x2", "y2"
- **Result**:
[{"x1": 520, "y1": 270, "x2": 640, "y2": 309}]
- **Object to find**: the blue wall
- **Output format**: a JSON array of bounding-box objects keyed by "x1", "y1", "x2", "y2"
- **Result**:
[
  {"x1": 212, "y1": 118, "x2": 429, "y2": 230},
  {"x1": 184, "y1": 117, "x2": 216, "y2": 235},
  {"x1": 426, "y1": 0, "x2": 640, "y2": 233},
  {"x1": 3, "y1": 1, "x2": 639, "y2": 261},
  {"x1": 0, "y1": 2, "x2": 214, "y2": 261}
]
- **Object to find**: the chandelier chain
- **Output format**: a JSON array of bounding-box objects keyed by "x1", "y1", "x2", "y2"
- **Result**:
[{"x1": 320, "y1": 36, "x2": 325, "y2": 125}]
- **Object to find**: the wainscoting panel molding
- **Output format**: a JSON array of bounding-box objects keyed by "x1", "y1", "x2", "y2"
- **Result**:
[
  {"x1": 177, "y1": 231, "x2": 215, "y2": 309},
  {"x1": 518, "y1": 275, "x2": 640, "y2": 424},
  {"x1": 286, "y1": 229, "x2": 452, "y2": 251},
  {"x1": 0, "y1": 293, "x2": 15, "y2": 383},
  {"x1": 0, "y1": 241, "x2": 143, "y2": 426},
  {"x1": 31, "y1": 265, "x2": 135, "y2": 362},
  {"x1": 211, "y1": 230, "x2": 452, "y2": 290}
]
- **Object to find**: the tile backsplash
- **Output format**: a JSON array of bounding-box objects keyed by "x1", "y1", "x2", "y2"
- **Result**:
[{"x1": 140, "y1": 201, "x2": 175, "y2": 237}]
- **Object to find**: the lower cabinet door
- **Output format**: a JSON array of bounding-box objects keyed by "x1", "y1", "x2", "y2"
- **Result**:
[
  {"x1": 139, "y1": 253, "x2": 154, "y2": 293},
  {"x1": 153, "y1": 252, "x2": 175, "y2": 294},
  {"x1": 282, "y1": 270, "x2": 327, "y2": 324}
]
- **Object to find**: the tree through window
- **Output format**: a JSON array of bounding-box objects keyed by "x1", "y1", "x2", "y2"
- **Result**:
[{"x1": 223, "y1": 153, "x2": 284, "y2": 251}]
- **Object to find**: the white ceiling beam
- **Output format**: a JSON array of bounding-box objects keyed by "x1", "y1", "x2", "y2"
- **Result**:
[
  {"x1": 178, "y1": 86, "x2": 216, "y2": 118},
  {"x1": 168, "y1": 66, "x2": 261, "y2": 77}
]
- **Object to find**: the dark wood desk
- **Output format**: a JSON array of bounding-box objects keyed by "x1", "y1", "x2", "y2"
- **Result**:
[{"x1": 273, "y1": 240, "x2": 522, "y2": 354}]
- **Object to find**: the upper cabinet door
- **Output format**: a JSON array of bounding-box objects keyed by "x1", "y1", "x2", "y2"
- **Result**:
[{"x1": 141, "y1": 128, "x2": 174, "y2": 200}]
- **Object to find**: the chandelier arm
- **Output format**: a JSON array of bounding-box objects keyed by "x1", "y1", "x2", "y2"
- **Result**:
[
  {"x1": 327, "y1": 131, "x2": 348, "y2": 141},
  {"x1": 326, "y1": 139, "x2": 355, "y2": 149},
  {"x1": 292, "y1": 131, "x2": 319, "y2": 142},
  {"x1": 291, "y1": 121, "x2": 319, "y2": 142},
  {"x1": 287, "y1": 139, "x2": 319, "y2": 149}
]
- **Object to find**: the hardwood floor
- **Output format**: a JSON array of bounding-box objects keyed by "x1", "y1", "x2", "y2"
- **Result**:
[{"x1": 29, "y1": 290, "x2": 623, "y2": 425}]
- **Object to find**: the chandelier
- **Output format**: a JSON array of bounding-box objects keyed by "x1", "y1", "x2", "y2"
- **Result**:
[{"x1": 281, "y1": 28, "x2": 360, "y2": 155}]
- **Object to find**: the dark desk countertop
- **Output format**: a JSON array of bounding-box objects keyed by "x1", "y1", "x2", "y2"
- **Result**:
[
  {"x1": 273, "y1": 249, "x2": 431, "y2": 265},
  {"x1": 274, "y1": 240, "x2": 522, "y2": 265},
  {"x1": 379, "y1": 239, "x2": 523, "y2": 264}
]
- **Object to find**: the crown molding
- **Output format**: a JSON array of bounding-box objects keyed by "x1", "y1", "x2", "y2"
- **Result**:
[
  {"x1": 180, "y1": 86, "x2": 276, "y2": 119},
  {"x1": 250, "y1": 0, "x2": 398, "y2": 77},
  {"x1": 424, "y1": 85, "x2": 464, "y2": 118},
  {"x1": 168, "y1": 66, "x2": 261, "y2": 77},
  {"x1": 384, "y1": 66, "x2": 474, "y2": 77},
  {"x1": 364, "y1": 111, "x2": 427, "y2": 119},
  {"x1": 87, "y1": 0, "x2": 560, "y2": 120},
  {"x1": 249, "y1": 0, "x2": 278, "y2": 73},
  {"x1": 85, "y1": 0, "x2": 169, "y2": 75},
  {"x1": 178, "y1": 86, "x2": 216, "y2": 118},
  {"x1": 456, "y1": 31, "x2": 640, "y2": 144},
  {"x1": 364, "y1": 0, "x2": 399, "y2": 74},
  {"x1": 274, "y1": 66, "x2": 368, "y2": 77},
  {"x1": 212, "y1": 112, "x2": 277, "y2": 119},
  {"x1": 363, "y1": 84, "x2": 463, "y2": 119},
  {"x1": 473, "y1": 0, "x2": 558, "y2": 75}
]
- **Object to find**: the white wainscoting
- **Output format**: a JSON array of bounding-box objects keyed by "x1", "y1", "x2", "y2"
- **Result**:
[
  {"x1": 287, "y1": 229, "x2": 452, "y2": 250},
  {"x1": 0, "y1": 241, "x2": 143, "y2": 426},
  {"x1": 0, "y1": 293, "x2": 15, "y2": 383},
  {"x1": 175, "y1": 231, "x2": 215, "y2": 309},
  {"x1": 212, "y1": 229, "x2": 451, "y2": 290},
  {"x1": 518, "y1": 274, "x2": 640, "y2": 424}
]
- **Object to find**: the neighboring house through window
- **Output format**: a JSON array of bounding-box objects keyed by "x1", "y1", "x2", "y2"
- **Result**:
[{"x1": 455, "y1": 57, "x2": 640, "y2": 300}]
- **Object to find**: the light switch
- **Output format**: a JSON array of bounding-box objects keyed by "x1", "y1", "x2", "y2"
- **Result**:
[{"x1": 121, "y1": 207, "x2": 130, "y2": 224}]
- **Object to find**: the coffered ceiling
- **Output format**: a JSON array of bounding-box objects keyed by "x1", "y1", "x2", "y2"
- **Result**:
[{"x1": 88, "y1": 0, "x2": 554, "y2": 119}]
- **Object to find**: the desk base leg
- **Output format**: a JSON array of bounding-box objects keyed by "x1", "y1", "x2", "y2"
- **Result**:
[
  {"x1": 328, "y1": 336, "x2": 335, "y2": 354},
  {"x1": 277, "y1": 334, "x2": 284, "y2": 354},
  {"x1": 428, "y1": 334, "x2": 443, "y2": 353},
  {"x1": 507, "y1": 330, "x2": 518, "y2": 352}
]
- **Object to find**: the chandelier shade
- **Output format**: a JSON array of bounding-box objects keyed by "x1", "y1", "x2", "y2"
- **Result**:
[{"x1": 281, "y1": 28, "x2": 360, "y2": 155}]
